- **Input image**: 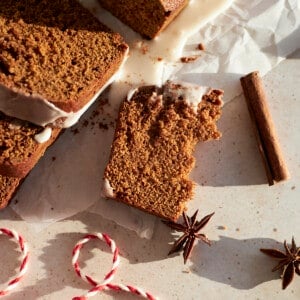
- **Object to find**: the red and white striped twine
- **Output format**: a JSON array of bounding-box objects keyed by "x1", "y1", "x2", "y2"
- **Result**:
[
  {"x1": 0, "y1": 228, "x2": 29, "y2": 297},
  {"x1": 72, "y1": 232, "x2": 158, "y2": 300}
]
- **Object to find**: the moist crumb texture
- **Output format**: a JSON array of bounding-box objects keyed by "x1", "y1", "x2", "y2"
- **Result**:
[
  {"x1": 0, "y1": 112, "x2": 61, "y2": 178},
  {"x1": 104, "y1": 83, "x2": 223, "y2": 221},
  {"x1": 0, "y1": 175, "x2": 20, "y2": 209},
  {"x1": 98, "y1": 0, "x2": 188, "y2": 39},
  {"x1": 0, "y1": 0, "x2": 128, "y2": 112}
]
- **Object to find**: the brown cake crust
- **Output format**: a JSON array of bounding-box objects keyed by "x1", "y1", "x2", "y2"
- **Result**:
[
  {"x1": 0, "y1": 0, "x2": 128, "y2": 114},
  {"x1": 0, "y1": 112, "x2": 61, "y2": 178},
  {"x1": 98, "y1": 0, "x2": 188, "y2": 39},
  {"x1": 104, "y1": 82, "x2": 223, "y2": 221}
]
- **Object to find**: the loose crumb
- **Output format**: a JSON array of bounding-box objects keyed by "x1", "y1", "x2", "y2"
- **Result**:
[
  {"x1": 91, "y1": 110, "x2": 100, "y2": 119},
  {"x1": 52, "y1": 156, "x2": 56, "y2": 161},
  {"x1": 157, "y1": 57, "x2": 163, "y2": 61},
  {"x1": 217, "y1": 225, "x2": 227, "y2": 230},
  {"x1": 98, "y1": 122, "x2": 109, "y2": 130},
  {"x1": 197, "y1": 43, "x2": 205, "y2": 51},
  {"x1": 180, "y1": 56, "x2": 200, "y2": 63},
  {"x1": 82, "y1": 120, "x2": 89, "y2": 127},
  {"x1": 71, "y1": 128, "x2": 79, "y2": 135},
  {"x1": 140, "y1": 42, "x2": 149, "y2": 55}
]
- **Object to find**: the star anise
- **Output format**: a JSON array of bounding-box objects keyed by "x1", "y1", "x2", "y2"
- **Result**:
[
  {"x1": 163, "y1": 210, "x2": 214, "y2": 264},
  {"x1": 260, "y1": 237, "x2": 300, "y2": 289}
]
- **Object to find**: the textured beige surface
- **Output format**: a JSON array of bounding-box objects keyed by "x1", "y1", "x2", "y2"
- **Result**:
[{"x1": 0, "y1": 51, "x2": 299, "y2": 299}]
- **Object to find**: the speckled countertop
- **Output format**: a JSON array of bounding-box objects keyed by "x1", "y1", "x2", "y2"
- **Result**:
[{"x1": 0, "y1": 49, "x2": 299, "y2": 300}]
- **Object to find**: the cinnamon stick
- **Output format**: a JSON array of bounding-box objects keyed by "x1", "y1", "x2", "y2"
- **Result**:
[{"x1": 240, "y1": 71, "x2": 290, "y2": 185}]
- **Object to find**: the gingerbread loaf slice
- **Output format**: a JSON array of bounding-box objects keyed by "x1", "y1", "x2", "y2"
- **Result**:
[
  {"x1": 98, "y1": 0, "x2": 188, "y2": 39},
  {"x1": 0, "y1": 0, "x2": 128, "y2": 128},
  {"x1": 103, "y1": 81, "x2": 223, "y2": 221},
  {"x1": 0, "y1": 112, "x2": 61, "y2": 178},
  {"x1": 0, "y1": 111, "x2": 62, "y2": 208}
]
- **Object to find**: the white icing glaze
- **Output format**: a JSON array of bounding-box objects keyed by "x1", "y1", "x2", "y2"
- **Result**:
[
  {"x1": 126, "y1": 88, "x2": 138, "y2": 101},
  {"x1": 34, "y1": 127, "x2": 52, "y2": 144},
  {"x1": 164, "y1": 81, "x2": 211, "y2": 113},
  {"x1": 0, "y1": 0, "x2": 232, "y2": 127},
  {"x1": 0, "y1": 49, "x2": 128, "y2": 128},
  {"x1": 103, "y1": 178, "x2": 114, "y2": 198},
  {"x1": 127, "y1": 81, "x2": 211, "y2": 113},
  {"x1": 102, "y1": 0, "x2": 233, "y2": 102}
]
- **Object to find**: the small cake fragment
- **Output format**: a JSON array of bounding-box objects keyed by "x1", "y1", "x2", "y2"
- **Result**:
[
  {"x1": 104, "y1": 81, "x2": 223, "y2": 221},
  {"x1": 98, "y1": 0, "x2": 188, "y2": 39},
  {"x1": 0, "y1": 0, "x2": 128, "y2": 128}
]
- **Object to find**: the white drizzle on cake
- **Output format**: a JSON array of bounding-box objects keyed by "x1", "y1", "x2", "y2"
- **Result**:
[{"x1": 81, "y1": 0, "x2": 233, "y2": 102}]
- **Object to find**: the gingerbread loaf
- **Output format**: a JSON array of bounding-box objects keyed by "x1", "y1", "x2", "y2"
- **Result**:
[
  {"x1": 98, "y1": 0, "x2": 188, "y2": 39},
  {"x1": 103, "y1": 81, "x2": 223, "y2": 221},
  {"x1": 0, "y1": 0, "x2": 128, "y2": 128}
]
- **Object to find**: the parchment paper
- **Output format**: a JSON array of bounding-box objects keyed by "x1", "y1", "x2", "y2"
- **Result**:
[{"x1": 11, "y1": 0, "x2": 300, "y2": 238}]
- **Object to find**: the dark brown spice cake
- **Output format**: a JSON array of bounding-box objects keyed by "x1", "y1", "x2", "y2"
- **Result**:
[
  {"x1": 104, "y1": 81, "x2": 223, "y2": 221},
  {"x1": 0, "y1": 0, "x2": 128, "y2": 118},
  {"x1": 98, "y1": 0, "x2": 188, "y2": 39}
]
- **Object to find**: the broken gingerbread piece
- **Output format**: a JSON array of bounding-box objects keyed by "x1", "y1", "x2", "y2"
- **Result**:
[{"x1": 103, "y1": 81, "x2": 223, "y2": 220}]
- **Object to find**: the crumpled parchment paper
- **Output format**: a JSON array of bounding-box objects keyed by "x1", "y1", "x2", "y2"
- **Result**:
[{"x1": 11, "y1": 0, "x2": 300, "y2": 238}]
